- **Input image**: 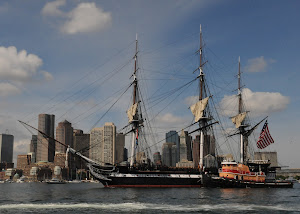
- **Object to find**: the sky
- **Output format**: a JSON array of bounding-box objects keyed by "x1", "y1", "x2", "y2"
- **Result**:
[{"x1": 0, "y1": 0, "x2": 299, "y2": 168}]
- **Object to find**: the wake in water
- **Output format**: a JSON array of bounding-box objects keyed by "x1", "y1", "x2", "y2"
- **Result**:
[{"x1": 0, "y1": 202, "x2": 298, "y2": 212}]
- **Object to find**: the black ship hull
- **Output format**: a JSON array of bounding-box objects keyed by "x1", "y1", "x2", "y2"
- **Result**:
[{"x1": 91, "y1": 170, "x2": 202, "y2": 187}]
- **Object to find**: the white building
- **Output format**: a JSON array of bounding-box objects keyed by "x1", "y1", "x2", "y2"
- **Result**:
[{"x1": 90, "y1": 122, "x2": 116, "y2": 165}]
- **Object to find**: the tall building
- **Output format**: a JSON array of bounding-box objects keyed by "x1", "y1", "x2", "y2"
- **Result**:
[
  {"x1": 116, "y1": 133, "x2": 125, "y2": 164},
  {"x1": 179, "y1": 130, "x2": 192, "y2": 162},
  {"x1": 56, "y1": 120, "x2": 73, "y2": 154},
  {"x1": 162, "y1": 142, "x2": 176, "y2": 167},
  {"x1": 29, "y1": 135, "x2": 37, "y2": 154},
  {"x1": 36, "y1": 114, "x2": 55, "y2": 162},
  {"x1": 73, "y1": 129, "x2": 90, "y2": 169},
  {"x1": 192, "y1": 136, "x2": 200, "y2": 168},
  {"x1": 90, "y1": 122, "x2": 116, "y2": 165},
  {"x1": 166, "y1": 131, "x2": 179, "y2": 163},
  {"x1": 73, "y1": 129, "x2": 90, "y2": 157},
  {"x1": 0, "y1": 134, "x2": 14, "y2": 163}
]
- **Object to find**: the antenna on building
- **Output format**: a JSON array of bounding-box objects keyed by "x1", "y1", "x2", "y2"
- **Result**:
[{"x1": 5, "y1": 129, "x2": 9, "y2": 135}]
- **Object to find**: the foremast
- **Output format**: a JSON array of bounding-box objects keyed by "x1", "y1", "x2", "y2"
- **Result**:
[
  {"x1": 128, "y1": 34, "x2": 143, "y2": 168},
  {"x1": 190, "y1": 25, "x2": 210, "y2": 172}
]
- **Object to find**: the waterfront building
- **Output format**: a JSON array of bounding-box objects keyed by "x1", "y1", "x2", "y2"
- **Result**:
[
  {"x1": 28, "y1": 152, "x2": 36, "y2": 163},
  {"x1": 54, "y1": 152, "x2": 67, "y2": 168},
  {"x1": 17, "y1": 154, "x2": 32, "y2": 169},
  {"x1": 56, "y1": 120, "x2": 73, "y2": 154},
  {"x1": 36, "y1": 114, "x2": 55, "y2": 162},
  {"x1": 166, "y1": 131, "x2": 179, "y2": 163},
  {"x1": 116, "y1": 133, "x2": 125, "y2": 165},
  {"x1": 0, "y1": 134, "x2": 14, "y2": 163},
  {"x1": 254, "y1": 151, "x2": 278, "y2": 167},
  {"x1": 176, "y1": 159, "x2": 194, "y2": 168},
  {"x1": 90, "y1": 122, "x2": 116, "y2": 165}
]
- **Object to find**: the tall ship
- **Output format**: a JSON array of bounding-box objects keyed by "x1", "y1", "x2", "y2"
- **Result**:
[
  {"x1": 20, "y1": 27, "x2": 293, "y2": 188},
  {"x1": 67, "y1": 28, "x2": 214, "y2": 187}
]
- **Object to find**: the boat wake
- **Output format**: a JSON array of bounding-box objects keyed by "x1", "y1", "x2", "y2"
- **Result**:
[{"x1": 0, "y1": 202, "x2": 298, "y2": 212}]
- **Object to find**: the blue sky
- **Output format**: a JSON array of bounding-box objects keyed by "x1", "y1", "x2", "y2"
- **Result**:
[{"x1": 0, "y1": 0, "x2": 299, "y2": 167}]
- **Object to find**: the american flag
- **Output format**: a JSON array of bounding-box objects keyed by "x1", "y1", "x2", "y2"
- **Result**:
[
  {"x1": 257, "y1": 121, "x2": 274, "y2": 149},
  {"x1": 135, "y1": 129, "x2": 138, "y2": 148}
]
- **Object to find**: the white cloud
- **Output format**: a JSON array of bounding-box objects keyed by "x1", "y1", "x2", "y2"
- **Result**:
[
  {"x1": 154, "y1": 113, "x2": 190, "y2": 131},
  {"x1": 219, "y1": 88, "x2": 290, "y2": 117},
  {"x1": 14, "y1": 139, "x2": 29, "y2": 154},
  {"x1": 0, "y1": 46, "x2": 43, "y2": 82},
  {"x1": 41, "y1": 71, "x2": 54, "y2": 81},
  {"x1": 61, "y1": 3, "x2": 112, "y2": 34},
  {"x1": 42, "y1": 1, "x2": 112, "y2": 34},
  {"x1": 41, "y1": 0, "x2": 66, "y2": 17},
  {"x1": 244, "y1": 56, "x2": 275, "y2": 73},
  {"x1": 0, "y1": 83, "x2": 21, "y2": 96}
]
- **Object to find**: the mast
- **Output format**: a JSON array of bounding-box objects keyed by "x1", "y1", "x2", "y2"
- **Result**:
[
  {"x1": 130, "y1": 34, "x2": 138, "y2": 168},
  {"x1": 199, "y1": 25, "x2": 205, "y2": 171},
  {"x1": 237, "y1": 56, "x2": 247, "y2": 164}
]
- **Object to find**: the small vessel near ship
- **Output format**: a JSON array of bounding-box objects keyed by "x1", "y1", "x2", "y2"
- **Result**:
[
  {"x1": 19, "y1": 26, "x2": 292, "y2": 188},
  {"x1": 207, "y1": 57, "x2": 293, "y2": 188},
  {"x1": 46, "y1": 177, "x2": 66, "y2": 184}
]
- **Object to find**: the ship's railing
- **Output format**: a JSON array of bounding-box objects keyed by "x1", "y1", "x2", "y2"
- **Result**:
[{"x1": 219, "y1": 168, "x2": 265, "y2": 176}]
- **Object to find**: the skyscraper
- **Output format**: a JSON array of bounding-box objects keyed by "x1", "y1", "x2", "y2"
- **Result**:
[
  {"x1": 56, "y1": 120, "x2": 73, "y2": 154},
  {"x1": 166, "y1": 131, "x2": 179, "y2": 162},
  {"x1": 162, "y1": 142, "x2": 176, "y2": 167},
  {"x1": 36, "y1": 114, "x2": 55, "y2": 162},
  {"x1": 73, "y1": 129, "x2": 90, "y2": 157},
  {"x1": 90, "y1": 122, "x2": 116, "y2": 165},
  {"x1": 192, "y1": 136, "x2": 200, "y2": 168},
  {"x1": 0, "y1": 134, "x2": 14, "y2": 163},
  {"x1": 29, "y1": 135, "x2": 37, "y2": 153},
  {"x1": 116, "y1": 133, "x2": 125, "y2": 165},
  {"x1": 73, "y1": 129, "x2": 90, "y2": 169},
  {"x1": 179, "y1": 130, "x2": 192, "y2": 162}
]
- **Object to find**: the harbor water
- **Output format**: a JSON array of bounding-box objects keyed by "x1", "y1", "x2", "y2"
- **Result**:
[{"x1": 0, "y1": 182, "x2": 299, "y2": 213}]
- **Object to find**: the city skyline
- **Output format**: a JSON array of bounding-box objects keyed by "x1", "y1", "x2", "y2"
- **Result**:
[{"x1": 0, "y1": 1, "x2": 299, "y2": 167}]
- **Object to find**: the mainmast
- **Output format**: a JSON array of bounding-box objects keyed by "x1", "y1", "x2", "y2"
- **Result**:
[
  {"x1": 198, "y1": 25, "x2": 205, "y2": 171},
  {"x1": 189, "y1": 25, "x2": 214, "y2": 173},
  {"x1": 129, "y1": 34, "x2": 139, "y2": 168}
]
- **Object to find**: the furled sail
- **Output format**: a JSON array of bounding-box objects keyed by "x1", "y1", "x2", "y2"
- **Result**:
[
  {"x1": 190, "y1": 97, "x2": 209, "y2": 122},
  {"x1": 127, "y1": 103, "x2": 138, "y2": 122},
  {"x1": 231, "y1": 112, "x2": 247, "y2": 128}
]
